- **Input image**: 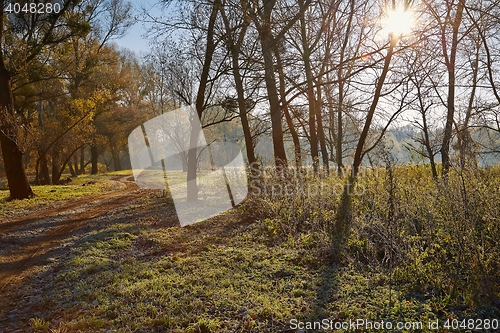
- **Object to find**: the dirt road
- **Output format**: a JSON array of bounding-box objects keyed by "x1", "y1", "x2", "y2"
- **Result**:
[{"x1": 0, "y1": 177, "x2": 157, "y2": 328}]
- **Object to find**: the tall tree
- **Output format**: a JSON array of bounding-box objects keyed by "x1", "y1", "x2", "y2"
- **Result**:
[
  {"x1": 274, "y1": 45, "x2": 302, "y2": 169},
  {"x1": 220, "y1": 1, "x2": 258, "y2": 168},
  {"x1": 0, "y1": 0, "x2": 85, "y2": 199},
  {"x1": 334, "y1": 0, "x2": 356, "y2": 175},
  {"x1": 187, "y1": 0, "x2": 222, "y2": 202},
  {"x1": 298, "y1": 0, "x2": 319, "y2": 172},
  {"x1": 433, "y1": 0, "x2": 467, "y2": 177},
  {"x1": 25, "y1": 0, "x2": 132, "y2": 182},
  {"x1": 241, "y1": 0, "x2": 311, "y2": 168}
]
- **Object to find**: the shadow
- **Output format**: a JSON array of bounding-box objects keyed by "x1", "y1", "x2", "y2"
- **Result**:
[
  {"x1": 0, "y1": 191, "x2": 180, "y2": 329},
  {"x1": 0, "y1": 190, "x2": 172, "y2": 287},
  {"x1": 0, "y1": 179, "x2": 139, "y2": 231},
  {"x1": 0, "y1": 189, "x2": 274, "y2": 332},
  {"x1": 309, "y1": 265, "x2": 340, "y2": 322}
]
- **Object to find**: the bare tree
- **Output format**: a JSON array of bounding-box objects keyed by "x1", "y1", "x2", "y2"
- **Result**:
[
  {"x1": 220, "y1": 0, "x2": 258, "y2": 168},
  {"x1": 424, "y1": 0, "x2": 467, "y2": 177},
  {"x1": 240, "y1": 0, "x2": 312, "y2": 169}
]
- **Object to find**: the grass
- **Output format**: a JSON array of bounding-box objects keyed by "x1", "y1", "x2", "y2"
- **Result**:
[
  {"x1": 0, "y1": 171, "x2": 131, "y2": 218},
  {"x1": 3, "y1": 167, "x2": 499, "y2": 332},
  {"x1": 24, "y1": 209, "x2": 446, "y2": 333}
]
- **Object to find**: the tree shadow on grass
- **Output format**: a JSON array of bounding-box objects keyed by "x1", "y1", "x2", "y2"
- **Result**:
[{"x1": 0, "y1": 190, "x2": 263, "y2": 332}]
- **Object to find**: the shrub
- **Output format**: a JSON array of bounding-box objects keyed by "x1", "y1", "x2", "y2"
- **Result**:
[{"x1": 244, "y1": 164, "x2": 500, "y2": 307}]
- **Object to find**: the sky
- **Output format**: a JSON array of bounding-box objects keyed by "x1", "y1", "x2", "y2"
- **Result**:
[
  {"x1": 112, "y1": 0, "x2": 160, "y2": 55},
  {"x1": 113, "y1": 20, "x2": 151, "y2": 55}
]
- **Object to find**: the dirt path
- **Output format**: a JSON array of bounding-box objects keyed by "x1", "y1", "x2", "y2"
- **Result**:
[{"x1": 0, "y1": 177, "x2": 153, "y2": 324}]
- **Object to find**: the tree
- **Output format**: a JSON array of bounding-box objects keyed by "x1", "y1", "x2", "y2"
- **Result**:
[
  {"x1": 409, "y1": 71, "x2": 441, "y2": 179},
  {"x1": 463, "y1": 1, "x2": 500, "y2": 163},
  {"x1": 183, "y1": 0, "x2": 221, "y2": 202},
  {"x1": 220, "y1": 0, "x2": 258, "y2": 169},
  {"x1": 426, "y1": 0, "x2": 467, "y2": 177},
  {"x1": 297, "y1": 0, "x2": 319, "y2": 172},
  {"x1": 104, "y1": 52, "x2": 148, "y2": 171},
  {"x1": 65, "y1": 0, "x2": 132, "y2": 175},
  {"x1": 335, "y1": 0, "x2": 416, "y2": 237},
  {"x1": 0, "y1": 0, "x2": 88, "y2": 199},
  {"x1": 273, "y1": 45, "x2": 302, "y2": 169},
  {"x1": 332, "y1": 0, "x2": 357, "y2": 175},
  {"x1": 22, "y1": 0, "x2": 132, "y2": 182},
  {"x1": 240, "y1": 0, "x2": 312, "y2": 169}
]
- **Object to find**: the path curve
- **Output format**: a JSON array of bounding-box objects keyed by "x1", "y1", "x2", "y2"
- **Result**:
[{"x1": 0, "y1": 176, "x2": 151, "y2": 323}]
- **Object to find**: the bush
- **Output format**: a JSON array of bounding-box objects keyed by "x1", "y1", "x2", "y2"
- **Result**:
[{"x1": 244, "y1": 164, "x2": 500, "y2": 307}]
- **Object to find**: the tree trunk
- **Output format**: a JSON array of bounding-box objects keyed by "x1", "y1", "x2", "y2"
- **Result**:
[
  {"x1": 73, "y1": 154, "x2": 79, "y2": 175},
  {"x1": 91, "y1": 144, "x2": 99, "y2": 175},
  {"x1": 39, "y1": 152, "x2": 51, "y2": 185},
  {"x1": 352, "y1": 38, "x2": 396, "y2": 177},
  {"x1": 0, "y1": 133, "x2": 34, "y2": 198},
  {"x1": 260, "y1": 37, "x2": 288, "y2": 169},
  {"x1": 51, "y1": 147, "x2": 61, "y2": 185},
  {"x1": 338, "y1": 35, "x2": 397, "y2": 242},
  {"x1": 421, "y1": 112, "x2": 438, "y2": 179},
  {"x1": 68, "y1": 161, "x2": 77, "y2": 177},
  {"x1": 0, "y1": 56, "x2": 33, "y2": 199},
  {"x1": 335, "y1": 0, "x2": 355, "y2": 176},
  {"x1": 336, "y1": 79, "x2": 344, "y2": 176},
  {"x1": 324, "y1": 71, "x2": 341, "y2": 174},
  {"x1": 315, "y1": 79, "x2": 329, "y2": 175},
  {"x1": 258, "y1": 0, "x2": 287, "y2": 169},
  {"x1": 274, "y1": 48, "x2": 301, "y2": 169},
  {"x1": 219, "y1": 10, "x2": 258, "y2": 169},
  {"x1": 187, "y1": 113, "x2": 201, "y2": 202},
  {"x1": 299, "y1": 8, "x2": 318, "y2": 172},
  {"x1": 35, "y1": 158, "x2": 40, "y2": 185},
  {"x1": 56, "y1": 146, "x2": 82, "y2": 183},
  {"x1": 187, "y1": 0, "x2": 221, "y2": 202},
  {"x1": 457, "y1": 43, "x2": 479, "y2": 170},
  {"x1": 440, "y1": 0, "x2": 466, "y2": 177},
  {"x1": 79, "y1": 146, "x2": 85, "y2": 174},
  {"x1": 413, "y1": 74, "x2": 438, "y2": 179},
  {"x1": 112, "y1": 150, "x2": 122, "y2": 171}
]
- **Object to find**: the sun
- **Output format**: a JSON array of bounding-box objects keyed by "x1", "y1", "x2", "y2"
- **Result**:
[{"x1": 382, "y1": 6, "x2": 414, "y2": 37}]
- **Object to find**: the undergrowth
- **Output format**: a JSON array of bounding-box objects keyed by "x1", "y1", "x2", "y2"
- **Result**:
[
  {"x1": 246, "y1": 163, "x2": 500, "y2": 311},
  {"x1": 3, "y1": 166, "x2": 498, "y2": 332}
]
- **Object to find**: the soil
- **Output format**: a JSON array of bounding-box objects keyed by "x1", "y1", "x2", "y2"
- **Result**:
[{"x1": 0, "y1": 176, "x2": 161, "y2": 331}]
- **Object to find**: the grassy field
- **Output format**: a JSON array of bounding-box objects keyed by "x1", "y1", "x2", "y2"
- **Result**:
[
  {"x1": 1, "y1": 167, "x2": 499, "y2": 332},
  {"x1": 25, "y1": 201, "x2": 445, "y2": 333},
  {"x1": 0, "y1": 171, "x2": 131, "y2": 218}
]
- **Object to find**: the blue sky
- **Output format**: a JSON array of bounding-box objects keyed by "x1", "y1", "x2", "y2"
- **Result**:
[
  {"x1": 112, "y1": 0, "x2": 158, "y2": 55},
  {"x1": 113, "y1": 22, "x2": 150, "y2": 55}
]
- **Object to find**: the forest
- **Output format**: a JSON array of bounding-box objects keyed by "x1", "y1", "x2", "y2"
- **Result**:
[{"x1": 1, "y1": 0, "x2": 500, "y2": 332}]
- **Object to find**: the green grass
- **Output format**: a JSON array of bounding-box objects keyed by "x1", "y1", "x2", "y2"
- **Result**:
[
  {"x1": 33, "y1": 217, "x2": 318, "y2": 332},
  {"x1": 5, "y1": 166, "x2": 500, "y2": 332},
  {"x1": 20, "y1": 205, "x2": 496, "y2": 332},
  {"x1": 0, "y1": 171, "x2": 131, "y2": 218}
]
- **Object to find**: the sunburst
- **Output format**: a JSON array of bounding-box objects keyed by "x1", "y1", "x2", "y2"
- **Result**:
[{"x1": 382, "y1": 6, "x2": 414, "y2": 37}]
